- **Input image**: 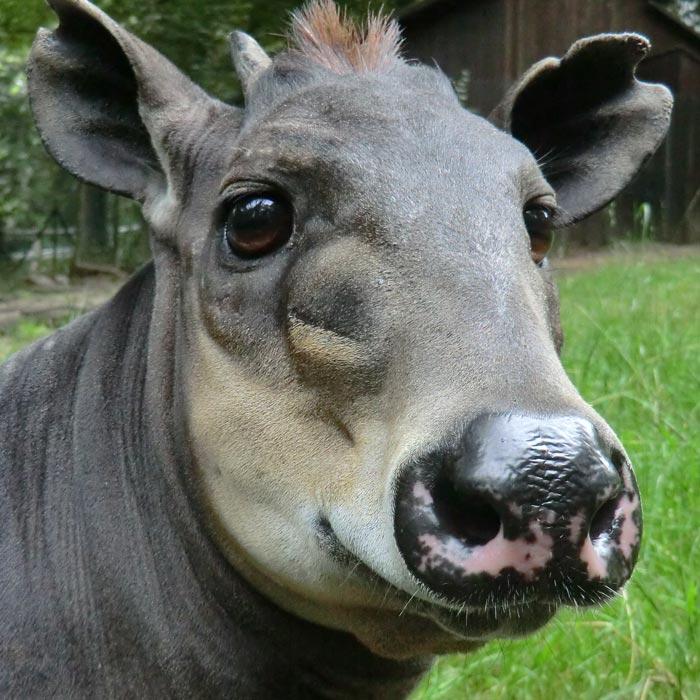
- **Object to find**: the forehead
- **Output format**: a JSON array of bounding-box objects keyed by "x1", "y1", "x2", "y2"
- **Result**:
[{"x1": 230, "y1": 65, "x2": 541, "y2": 198}]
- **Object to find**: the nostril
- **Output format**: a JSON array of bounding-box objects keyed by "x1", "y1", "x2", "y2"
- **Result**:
[
  {"x1": 589, "y1": 496, "x2": 619, "y2": 541},
  {"x1": 588, "y1": 448, "x2": 625, "y2": 542},
  {"x1": 432, "y1": 476, "x2": 501, "y2": 546}
]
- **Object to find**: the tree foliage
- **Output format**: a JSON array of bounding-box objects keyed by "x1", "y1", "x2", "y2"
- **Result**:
[
  {"x1": 0, "y1": 46, "x2": 77, "y2": 235},
  {"x1": 656, "y1": 0, "x2": 700, "y2": 33}
]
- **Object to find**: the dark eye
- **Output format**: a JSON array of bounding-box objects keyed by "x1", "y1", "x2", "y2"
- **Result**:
[
  {"x1": 523, "y1": 202, "x2": 555, "y2": 265},
  {"x1": 224, "y1": 194, "x2": 293, "y2": 258}
]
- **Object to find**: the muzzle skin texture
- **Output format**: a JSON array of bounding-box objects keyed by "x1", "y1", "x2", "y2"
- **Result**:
[{"x1": 395, "y1": 414, "x2": 642, "y2": 625}]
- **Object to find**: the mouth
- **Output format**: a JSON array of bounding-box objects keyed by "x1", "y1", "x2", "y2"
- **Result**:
[
  {"x1": 315, "y1": 517, "x2": 575, "y2": 641},
  {"x1": 414, "y1": 597, "x2": 559, "y2": 640}
]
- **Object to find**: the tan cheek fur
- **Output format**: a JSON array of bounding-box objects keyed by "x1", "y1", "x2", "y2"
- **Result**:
[
  {"x1": 186, "y1": 328, "x2": 365, "y2": 596},
  {"x1": 287, "y1": 315, "x2": 368, "y2": 372},
  {"x1": 185, "y1": 327, "x2": 481, "y2": 659}
]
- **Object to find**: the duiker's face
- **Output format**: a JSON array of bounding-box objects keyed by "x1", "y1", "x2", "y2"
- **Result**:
[
  {"x1": 30, "y1": 0, "x2": 671, "y2": 659},
  {"x1": 186, "y1": 66, "x2": 631, "y2": 658}
]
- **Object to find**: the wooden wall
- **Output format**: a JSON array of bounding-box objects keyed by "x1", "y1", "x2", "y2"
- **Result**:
[{"x1": 400, "y1": 0, "x2": 700, "y2": 244}]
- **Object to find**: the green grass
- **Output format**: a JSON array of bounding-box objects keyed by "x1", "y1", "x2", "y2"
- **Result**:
[
  {"x1": 0, "y1": 316, "x2": 70, "y2": 360},
  {"x1": 412, "y1": 255, "x2": 700, "y2": 700},
  {"x1": 2, "y1": 256, "x2": 699, "y2": 699}
]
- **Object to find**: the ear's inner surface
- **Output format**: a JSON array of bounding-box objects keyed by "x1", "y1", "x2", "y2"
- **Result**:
[
  {"x1": 28, "y1": 0, "x2": 231, "y2": 208},
  {"x1": 28, "y1": 5, "x2": 160, "y2": 199},
  {"x1": 491, "y1": 34, "x2": 673, "y2": 223}
]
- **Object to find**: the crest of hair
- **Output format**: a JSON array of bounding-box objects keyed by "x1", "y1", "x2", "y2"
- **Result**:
[{"x1": 289, "y1": 0, "x2": 403, "y2": 73}]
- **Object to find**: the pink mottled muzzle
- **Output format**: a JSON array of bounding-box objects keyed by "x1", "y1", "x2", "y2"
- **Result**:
[{"x1": 395, "y1": 414, "x2": 642, "y2": 609}]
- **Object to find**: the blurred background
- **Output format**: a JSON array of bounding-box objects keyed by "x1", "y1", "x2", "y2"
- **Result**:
[{"x1": 0, "y1": 2, "x2": 698, "y2": 699}]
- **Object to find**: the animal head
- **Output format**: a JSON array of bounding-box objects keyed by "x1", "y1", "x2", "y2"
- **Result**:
[{"x1": 28, "y1": 0, "x2": 670, "y2": 659}]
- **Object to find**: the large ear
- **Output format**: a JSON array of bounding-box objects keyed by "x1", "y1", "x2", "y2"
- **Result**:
[
  {"x1": 27, "y1": 0, "x2": 221, "y2": 203},
  {"x1": 490, "y1": 34, "x2": 673, "y2": 223}
]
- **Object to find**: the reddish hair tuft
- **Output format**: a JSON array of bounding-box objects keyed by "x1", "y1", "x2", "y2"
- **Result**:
[{"x1": 289, "y1": 0, "x2": 402, "y2": 73}]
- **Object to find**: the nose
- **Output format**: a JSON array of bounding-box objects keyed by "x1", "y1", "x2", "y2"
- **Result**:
[{"x1": 394, "y1": 414, "x2": 642, "y2": 605}]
